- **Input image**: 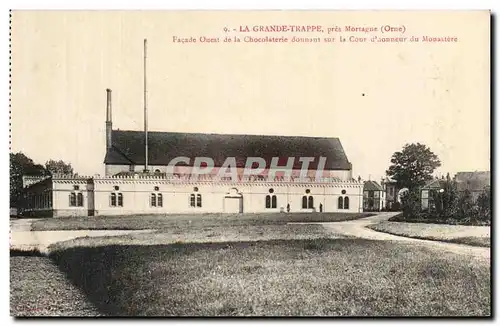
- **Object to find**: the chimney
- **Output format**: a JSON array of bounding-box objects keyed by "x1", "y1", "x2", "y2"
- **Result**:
[{"x1": 106, "y1": 88, "x2": 112, "y2": 149}]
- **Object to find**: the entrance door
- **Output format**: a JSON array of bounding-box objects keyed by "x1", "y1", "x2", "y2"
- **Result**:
[
  {"x1": 224, "y1": 188, "x2": 243, "y2": 213},
  {"x1": 224, "y1": 197, "x2": 243, "y2": 213}
]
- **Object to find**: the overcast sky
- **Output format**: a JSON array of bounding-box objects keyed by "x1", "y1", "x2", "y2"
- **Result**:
[{"x1": 10, "y1": 11, "x2": 490, "y2": 181}]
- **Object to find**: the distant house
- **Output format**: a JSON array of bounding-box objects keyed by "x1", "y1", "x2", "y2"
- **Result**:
[
  {"x1": 420, "y1": 179, "x2": 447, "y2": 211},
  {"x1": 421, "y1": 171, "x2": 490, "y2": 210},
  {"x1": 363, "y1": 180, "x2": 384, "y2": 211},
  {"x1": 380, "y1": 178, "x2": 405, "y2": 210},
  {"x1": 454, "y1": 171, "x2": 490, "y2": 200}
]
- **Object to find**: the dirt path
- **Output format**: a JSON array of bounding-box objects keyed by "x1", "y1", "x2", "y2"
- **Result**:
[
  {"x1": 293, "y1": 212, "x2": 490, "y2": 261},
  {"x1": 10, "y1": 218, "x2": 154, "y2": 254}
]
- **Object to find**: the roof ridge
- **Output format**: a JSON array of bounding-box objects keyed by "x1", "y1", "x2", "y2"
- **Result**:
[{"x1": 112, "y1": 129, "x2": 340, "y2": 140}]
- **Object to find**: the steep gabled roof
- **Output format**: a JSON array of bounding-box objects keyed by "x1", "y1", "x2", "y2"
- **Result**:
[
  {"x1": 104, "y1": 130, "x2": 352, "y2": 170},
  {"x1": 422, "y1": 179, "x2": 447, "y2": 190},
  {"x1": 363, "y1": 180, "x2": 383, "y2": 191}
]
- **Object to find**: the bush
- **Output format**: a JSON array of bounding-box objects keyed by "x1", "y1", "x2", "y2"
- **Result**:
[{"x1": 397, "y1": 181, "x2": 490, "y2": 226}]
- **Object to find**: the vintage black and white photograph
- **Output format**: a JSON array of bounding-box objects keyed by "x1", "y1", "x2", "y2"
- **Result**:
[{"x1": 9, "y1": 10, "x2": 491, "y2": 317}]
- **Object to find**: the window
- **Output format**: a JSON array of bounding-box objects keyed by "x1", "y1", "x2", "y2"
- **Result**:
[
  {"x1": 110, "y1": 192, "x2": 123, "y2": 207},
  {"x1": 114, "y1": 186, "x2": 120, "y2": 191},
  {"x1": 344, "y1": 197, "x2": 350, "y2": 209},
  {"x1": 341, "y1": 189, "x2": 346, "y2": 195},
  {"x1": 154, "y1": 186, "x2": 159, "y2": 191},
  {"x1": 77, "y1": 193, "x2": 84, "y2": 207},
  {"x1": 155, "y1": 169, "x2": 161, "y2": 173},
  {"x1": 70, "y1": 190, "x2": 84, "y2": 207},
  {"x1": 266, "y1": 189, "x2": 277, "y2": 209},
  {"x1": 73, "y1": 185, "x2": 80, "y2": 191},
  {"x1": 303, "y1": 194, "x2": 314, "y2": 209},
  {"x1": 308, "y1": 196, "x2": 314, "y2": 209},
  {"x1": 338, "y1": 196, "x2": 350, "y2": 210},
  {"x1": 151, "y1": 192, "x2": 163, "y2": 207},
  {"x1": 190, "y1": 188, "x2": 202, "y2": 208}
]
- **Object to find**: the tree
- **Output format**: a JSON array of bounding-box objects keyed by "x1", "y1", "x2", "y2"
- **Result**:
[
  {"x1": 475, "y1": 188, "x2": 491, "y2": 224},
  {"x1": 10, "y1": 152, "x2": 47, "y2": 207},
  {"x1": 386, "y1": 143, "x2": 441, "y2": 191},
  {"x1": 400, "y1": 188, "x2": 421, "y2": 218},
  {"x1": 45, "y1": 159, "x2": 74, "y2": 175}
]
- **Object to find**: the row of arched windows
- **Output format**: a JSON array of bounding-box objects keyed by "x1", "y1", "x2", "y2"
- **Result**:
[
  {"x1": 69, "y1": 192, "x2": 84, "y2": 207},
  {"x1": 338, "y1": 196, "x2": 350, "y2": 209},
  {"x1": 110, "y1": 193, "x2": 124, "y2": 207},
  {"x1": 151, "y1": 193, "x2": 163, "y2": 207},
  {"x1": 265, "y1": 195, "x2": 277, "y2": 208},
  {"x1": 302, "y1": 196, "x2": 314, "y2": 209},
  {"x1": 190, "y1": 187, "x2": 202, "y2": 207}
]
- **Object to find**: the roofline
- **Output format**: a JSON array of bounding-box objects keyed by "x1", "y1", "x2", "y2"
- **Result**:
[
  {"x1": 103, "y1": 162, "x2": 353, "y2": 170},
  {"x1": 111, "y1": 129, "x2": 342, "y2": 140}
]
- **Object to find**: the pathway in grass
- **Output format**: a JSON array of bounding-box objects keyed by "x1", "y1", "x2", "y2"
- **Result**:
[
  {"x1": 309, "y1": 212, "x2": 490, "y2": 261},
  {"x1": 10, "y1": 251, "x2": 101, "y2": 317},
  {"x1": 366, "y1": 221, "x2": 490, "y2": 248}
]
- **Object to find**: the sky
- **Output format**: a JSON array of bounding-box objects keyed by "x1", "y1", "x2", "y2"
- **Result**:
[{"x1": 10, "y1": 10, "x2": 490, "y2": 181}]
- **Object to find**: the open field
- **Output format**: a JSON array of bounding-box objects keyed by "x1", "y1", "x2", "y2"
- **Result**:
[
  {"x1": 367, "y1": 221, "x2": 490, "y2": 247},
  {"x1": 10, "y1": 250, "x2": 101, "y2": 317},
  {"x1": 46, "y1": 237, "x2": 490, "y2": 316},
  {"x1": 49, "y1": 223, "x2": 348, "y2": 251},
  {"x1": 30, "y1": 212, "x2": 373, "y2": 231}
]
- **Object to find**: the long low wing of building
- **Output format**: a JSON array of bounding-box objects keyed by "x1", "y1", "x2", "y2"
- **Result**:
[{"x1": 21, "y1": 173, "x2": 364, "y2": 217}]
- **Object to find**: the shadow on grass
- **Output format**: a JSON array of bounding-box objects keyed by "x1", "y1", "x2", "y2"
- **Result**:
[
  {"x1": 47, "y1": 238, "x2": 360, "y2": 316},
  {"x1": 10, "y1": 249, "x2": 45, "y2": 257},
  {"x1": 47, "y1": 238, "x2": 491, "y2": 317}
]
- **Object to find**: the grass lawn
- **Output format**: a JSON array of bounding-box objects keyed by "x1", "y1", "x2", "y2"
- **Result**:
[
  {"x1": 48, "y1": 237, "x2": 490, "y2": 316},
  {"x1": 30, "y1": 212, "x2": 373, "y2": 231},
  {"x1": 50, "y1": 223, "x2": 348, "y2": 250},
  {"x1": 10, "y1": 250, "x2": 101, "y2": 317},
  {"x1": 367, "y1": 221, "x2": 490, "y2": 247}
]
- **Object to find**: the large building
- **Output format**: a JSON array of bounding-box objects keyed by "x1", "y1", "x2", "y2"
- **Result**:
[{"x1": 21, "y1": 89, "x2": 364, "y2": 217}]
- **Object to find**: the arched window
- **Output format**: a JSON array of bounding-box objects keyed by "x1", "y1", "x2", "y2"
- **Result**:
[
  {"x1": 190, "y1": 194, "x2": 196, "y2": 207},
  {"x1": 196, "y1": 194, "x2": 202, "y2": 207},
  {"x1": 157, "y1": 194, "x2": 163, "y2": 207},
  {"x1": 338, "y1": 196, "x2": 344, "y2": 209},
  {"x1": 302, "y1": 196, "x2": 308, "y2": 209},
  {"x1": 117, "y1": 193, "x2": 123, "y2": 207},
  {"x1": 266, "y1": 195, "x2": 271, "y2": 208},
  {"x1": 151, "y1": 193, "x2": 157, "y2": 207},
  {"x1": 77, "y1": 193, "x2": 84, "y2": 207},
  {"x1": 110, "y1": 193, "x2": 117, "y2": 206},
  {"x1": 344, "y1": 197, "x2": 350, "y2": 209},
  {"x1": 69, "y1": 193, "x2": 76, "y2": 207},
  {"x1": 272, "y1": 195, "x2": 277, "y2": 208},
  {"x1": 155, "y1": 169, "x2": 161, "y2": 173},
  {"x1": 308, "y1": 196, "x2": 314, "y2": 209}
]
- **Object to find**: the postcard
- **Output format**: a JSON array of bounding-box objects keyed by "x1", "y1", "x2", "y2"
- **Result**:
[{"x1": 9, "y1": 10, "x2": 491, "y2": 317}]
